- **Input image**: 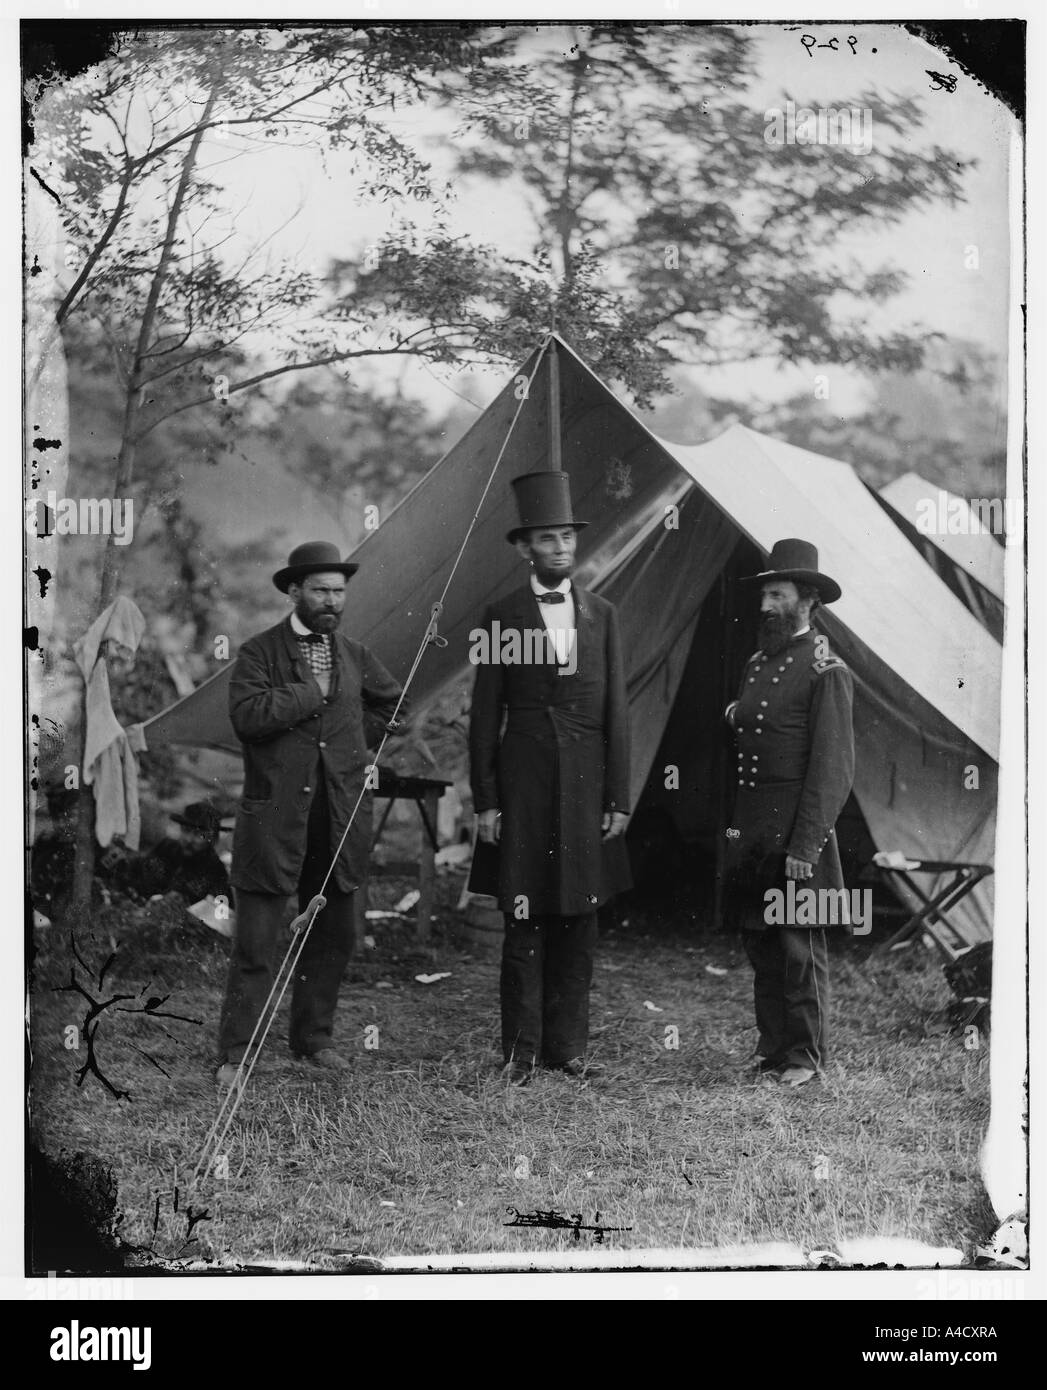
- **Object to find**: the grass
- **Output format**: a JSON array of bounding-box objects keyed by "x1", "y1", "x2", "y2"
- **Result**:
[{"x1": 27, "y1": 875, "x2": 995, "y2": 1272}]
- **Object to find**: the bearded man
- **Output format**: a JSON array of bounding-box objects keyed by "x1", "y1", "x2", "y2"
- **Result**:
[
  {"x1": 216, "y1": 541, "x2": 402, "y2": 1089},
  {"x1": 723, "y1": 539, "x2": 855, "y2": 1090}
]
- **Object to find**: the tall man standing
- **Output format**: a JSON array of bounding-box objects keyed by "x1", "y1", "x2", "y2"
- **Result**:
[
  {"x1": 723, "y1": 539, "x2": 855, "y2": 1090},
  {"x1": 216, "y1": 541, "x2": 402, "y2": 1089},
  {"x1": 469, "y1": 472, "x2": 631, "y2": 1086}
]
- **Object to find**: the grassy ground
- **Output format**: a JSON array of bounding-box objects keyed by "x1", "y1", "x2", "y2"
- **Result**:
[{"x1": 28, "y1": 875, "x2": 994, "y2": 1271}]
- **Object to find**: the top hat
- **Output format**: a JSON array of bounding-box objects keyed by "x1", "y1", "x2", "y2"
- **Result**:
[
  {"x1": 272, "y1": 541, "x2": 359, "y2": 593},
  {"x1": 171, "y1": 802, "x2": 232, "y2": 836},
  {"x1": 741, "y1": 538, "x2": 842, "y2": 604},
  {"x1": 507, "y1": 471, "x2": 588, "y2": 544}
]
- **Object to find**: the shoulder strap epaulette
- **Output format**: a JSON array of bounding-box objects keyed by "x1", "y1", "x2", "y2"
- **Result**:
[{"x1": 811, "y1": 654, "x2": 848, "y2": 675}]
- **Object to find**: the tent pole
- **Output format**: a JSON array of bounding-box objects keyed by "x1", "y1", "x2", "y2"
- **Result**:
[
  {"x1": 547, "y1": 338, "x2": 562, "y2": 471},
  {"x1": 712, "y1": 564, "x2": 735, "y2": 932}
]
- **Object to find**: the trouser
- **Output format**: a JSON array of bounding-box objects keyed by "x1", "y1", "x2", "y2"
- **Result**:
[
  {"x1": 500, "y1": 912, "x2": 597, "y2": 1067},
  {"x1": 219, "y1": 788, "x2": 355, "y2": 1063},
  {"x1": 742, "y1": 926, "x2": 830, "y2": 1070}
]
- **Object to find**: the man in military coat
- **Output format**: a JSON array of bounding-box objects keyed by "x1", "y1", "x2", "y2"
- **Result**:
[
  {"x1": 469, "y1": 471, "x2": 631, "y2": 1085},
  {"x1": 216, "y1": 541, "x2": 402, "y2": 1088},
  {"x1": 723, "y1": 539, "x2": 855, "y2": 1089}
]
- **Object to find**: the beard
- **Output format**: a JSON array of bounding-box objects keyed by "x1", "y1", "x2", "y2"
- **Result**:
[
  {"x1": 297, "y1": 606, "x2": 341, "y2": 634},
  {"x1": 757, "y1": 611, "x2": 798, "y2": 656}
]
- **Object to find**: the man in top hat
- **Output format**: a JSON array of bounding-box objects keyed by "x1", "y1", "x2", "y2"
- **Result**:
[
  {"x1": 723, "y1": 539, "x2": 855, "y2": 1089},
  {"x1": 469, "y1": 471, "x2": 631, "y2": 1086},
  {"x1": 216, "y1": 541, "x2": 403, "y2": 1088},
  {"x1": 127, "y1": 801, "x2": 231, "y2": 904}
]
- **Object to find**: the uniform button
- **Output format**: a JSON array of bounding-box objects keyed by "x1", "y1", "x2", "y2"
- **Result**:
[
  {"x1": 756, "y1": 714, "x2": 764, "y2": 721},
  {"x1": 756, "y1": 728, "x2": 763, "y2": 735},
  {"x1": 772, "y1": 677, "x2": 780, "y2": 684},
  {"x1": 786, "y1": 657, "x2": 794, "y2": 664},
  {"x1": 760, "y1": 700, "x2": 768, "y2": 707},
  {"x1": 738, "y1": 778, "x2": 744, "y2": 786},
  {"x1": 318, "y1": 741, "x2": 327, "y2": 749},
  {"x1": 751, "y1": 754, "x2": 759, "y2": 760},
  {"x1": 737, "y1": 727, "x2": 744, "y2": 733},
  {"x1": 302, "y1": 786, "x2": 311, "y2": 793},
  {"x1": 778, "y1": 665, "x2": 786, "y2": 672},
  {"x1": 748, "y1": 678, "x2": 755, "y2": 684},
  {"x1": 748, "y1": 781, "x2": 756, "y2": 788}
]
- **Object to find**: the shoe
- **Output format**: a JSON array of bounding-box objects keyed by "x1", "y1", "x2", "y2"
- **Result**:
[
  {"x1": 503, "y1": 1062, "x2": 534, "y2": 1087},
  {"x1": 297, "y1": 1049, "x2": 352, "y2": 1073},
  {"x1": 557, "y1": 1058, "x2": 601, "y2": 1080},
  {"x1": 778, "y1": 1065, "x2": 817, "y2": 1089},
  {"x1": 752, "y1": 1058, "x2": 785, "y2": 1078},
  {"x1": 215, "y1": 1062, "x2": 242, "y2": 1092}
]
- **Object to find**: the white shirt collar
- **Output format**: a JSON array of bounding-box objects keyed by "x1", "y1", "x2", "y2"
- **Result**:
[
  {"x1": 290, "y1": 611, "x2": 325, "y2": 638},
  {"x1": 794, "y1": 624, "x2": 811, "y2": 637},
  {"x1": 530, "y1": 575, "x2": 572, "y2": 596}
]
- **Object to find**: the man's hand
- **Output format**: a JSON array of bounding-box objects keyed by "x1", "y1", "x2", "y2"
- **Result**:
[
  {"x1": 602, "y1": 811, "x2": 628, "y2": 840},
  {"x1": 785, "y1": 855, "x2": 813, "y2": 881},
  {"x1": 477, "y1": 809, "x2": 501, "y2": 845}
]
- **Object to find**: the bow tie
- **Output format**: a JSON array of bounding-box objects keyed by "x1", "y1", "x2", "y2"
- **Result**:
[
  {"x1": 535, "y1": 591, "x2": 567, "y2": 605},
  {"x1": 299, "y1": 632, "x2": 327, "y2": 643}
]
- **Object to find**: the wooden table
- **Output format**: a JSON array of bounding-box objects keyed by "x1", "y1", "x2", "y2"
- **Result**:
[{"x1": 354, "y1": 771, "x2": 452, "y2": 947}]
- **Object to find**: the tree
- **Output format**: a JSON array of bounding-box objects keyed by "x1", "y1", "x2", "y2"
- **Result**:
[
  {"x1": 26, "y1": 24, "x2": 502, "y2": 911},
  {"x1": 249, "y1": 373, "x2": 472, "y2": 542},
  {"x1": 704, "y1": 339, "x2": 1007, "y2": 497},
  {"x1": 438, "y1": 23, "x2": 974, "y2": 400}
]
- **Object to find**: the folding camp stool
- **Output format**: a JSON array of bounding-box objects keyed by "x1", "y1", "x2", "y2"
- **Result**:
[{"x1": 871, "y1": 857, "x2": 994, "y2": 963}]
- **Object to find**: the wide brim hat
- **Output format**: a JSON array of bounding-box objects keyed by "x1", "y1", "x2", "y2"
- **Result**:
[
  {"x1": 273, "y1": 540, "x2": 359, "y2": 593},
  {"x1": 741, "y1": 538, "x2": 842, "y2": 604},
  {"x1": 507, "y1": 470, "x2": 589, "y2": 543},
  {"x1": 171, "y1": 801, "x2": 233, "y2": 835}
]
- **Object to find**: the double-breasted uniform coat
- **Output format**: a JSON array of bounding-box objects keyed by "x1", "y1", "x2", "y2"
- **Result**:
[
  {"x1": 469, "y1": 582, "x2": 631, "y2": 1067},
  {"x1": 723, "y1": 627, "x2": 855, "y2": 1070},
  {"x1": 218, "y1": 617, "x2": 401, "y2": 1063}
]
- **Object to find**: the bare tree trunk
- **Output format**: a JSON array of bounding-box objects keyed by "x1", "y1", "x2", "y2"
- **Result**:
[
  {"x1": 69, "y1": 79, "x2": 220, "y2": 915},
  {"x1": 98, "y1": 82, "x2": 220, "y2": 611},
  {"x1": 554, "y1": 31, "x2": 588, "y2": 297}
]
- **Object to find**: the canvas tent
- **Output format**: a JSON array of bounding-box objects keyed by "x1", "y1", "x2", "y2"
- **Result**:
[
  {"x1": 873, "y1": 472, "x2": 1007, "y2": 641},
  {"x1": 139, "y1": 336, "x2": 1001, "y2": 943}
]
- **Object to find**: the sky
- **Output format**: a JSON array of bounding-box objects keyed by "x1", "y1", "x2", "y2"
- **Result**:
[{"x1": 192, "y1": 20, "x2": 1016, "y2": 422}]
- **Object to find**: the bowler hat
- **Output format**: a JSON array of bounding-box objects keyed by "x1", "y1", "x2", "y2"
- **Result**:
[
  {"x1": 507, "y1": 470, "x2": 588, "y2": 544},
  {"x1": 171, "y1": 802, "x2": 232, "y2": 836},
  {"x1": 741, "y1": 538, "x2": 842, "y2": 604},
  {"x1": 272, "y1": 541, "x2": 359, "y2": 593}
]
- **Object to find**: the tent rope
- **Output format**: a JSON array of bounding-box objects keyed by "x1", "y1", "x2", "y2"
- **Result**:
[{"x1": 191, "y1": 335, "x2": 554, "y2": 1187}]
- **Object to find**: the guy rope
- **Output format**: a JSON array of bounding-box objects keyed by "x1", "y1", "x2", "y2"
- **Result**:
[{"x1": 191, "y1": 336, "x2": 556, "y2": 1187}]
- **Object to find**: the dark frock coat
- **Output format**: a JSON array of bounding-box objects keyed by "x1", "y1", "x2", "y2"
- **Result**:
[
  {"x1": 229, "y1": 618, "x2": 402, "y2": 896},
  {"x1": 723, "y1": 628, "x2": 855, "y2": 930},
  {"x1": 468, "y1": 583, "x2": 631, "y2": 916}
]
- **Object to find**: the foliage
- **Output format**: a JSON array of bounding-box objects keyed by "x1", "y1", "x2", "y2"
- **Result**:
[
  {"x1": 441, "y1": 23, "x2": 973, "y2": 394},
  {"x1": 703, "y1": 339, "x2": 1007, "y2": 495}
]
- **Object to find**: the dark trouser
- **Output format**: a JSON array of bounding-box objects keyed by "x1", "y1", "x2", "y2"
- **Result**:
[
  {"x1": 219, "y1": 789, "x2": 355, "y2": 1064},
  {"x1": 501, "y1": 912, "x2": 597, "y2": 1067},
  {"x1": 742, "y1": 926, "x2": 830, "y2": 1070}
]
